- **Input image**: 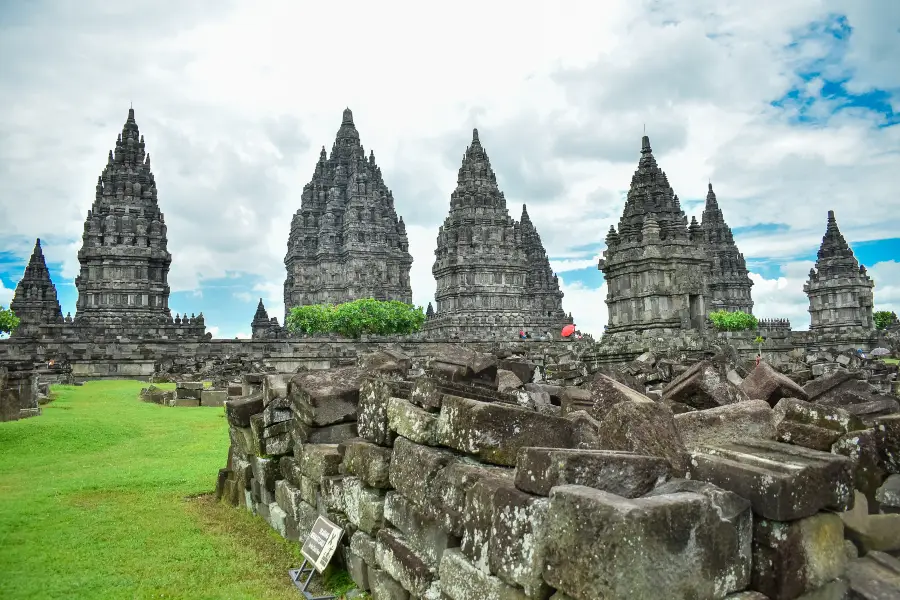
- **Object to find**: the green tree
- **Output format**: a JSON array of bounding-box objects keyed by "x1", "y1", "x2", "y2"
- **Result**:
[
  {"x1": 874, "y1": 310, "x2": 897, "y2": 330},
  {"x1": 0, "y1": 306, "x2": 20, "y2": 335},
  {"x1": 708, "y1": 310, "x2": 759, "y2": 332},
  {"x1": 285, "y1": 298, "x2": 425, "y2": 338}
]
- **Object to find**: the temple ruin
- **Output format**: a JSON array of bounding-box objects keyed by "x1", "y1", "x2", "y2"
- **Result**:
[
  {"x1": 805, "y1": 210, "x2": 876, "y2": 334},
  {"x1": 283, "y1": 108, "x2": 413, "y2": 321},
  {"x1": 9, "y1": 239, "x2": 63, "y2": 337},
  {"x1": 425, "y1": 129, "x2": 570, "y2": 338},
  {"x1": 599, "y1": 136, "x2": 754, "y2": 338}
]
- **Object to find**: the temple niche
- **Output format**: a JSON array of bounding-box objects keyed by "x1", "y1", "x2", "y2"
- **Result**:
[
  {"x1": 283, "y1": 108, "x2": 413, "y2": 320},
  {"x1": 74, "y1": 108, "x2": 176, "y2": 326},
  {"x1": 425, "y1": 129, "x2": 570, "y2": 338},
  {"x1": 9, "y1": 239, "x2": 64, "y2": 337},
  {"x1": 804, "y1": 210, "x2": 875, "y2": 333}
]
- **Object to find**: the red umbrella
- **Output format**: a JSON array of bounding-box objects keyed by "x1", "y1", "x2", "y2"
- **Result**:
[{"x1": 561, "y1": 324, "x2": 576, "y2": 337}]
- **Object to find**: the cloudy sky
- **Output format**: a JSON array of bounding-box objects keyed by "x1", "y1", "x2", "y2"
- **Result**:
[{"x1": 0, "y1": 0, "x2": 898, "y2": 339}]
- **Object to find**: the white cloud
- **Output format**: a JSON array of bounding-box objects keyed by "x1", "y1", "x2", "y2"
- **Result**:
[
  {"x1": 206, "y1": 326, "x2": 220, "y2": 338},
  {"x1": 234, "y1": 332, "x2": 251, "y2": 340},
  {"x1": 0, "y1": 281, "x2": 13, "y2": 308},
  {"x1": 559, "y1": 278, "x2": 609, "y2": 338},
  {"x1": 0, "y1": 1, "x2": 897, "y2": 338},
  {"x1": 869, "y1": 260, "x2": 900, "y2": 315}
]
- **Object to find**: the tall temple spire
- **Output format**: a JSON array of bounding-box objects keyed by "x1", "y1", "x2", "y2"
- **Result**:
[
  {"x1": 428, "y1": 128, "x2": 568, "y2": 337},
  {"x1": 700, "y1": 183, "x2": 754, "y2": 313},
  {"x1": 283, "y1": 108, "x2": 412, "y2": 316},
  {"x1": 805, "y1": 210, "x2": 875, "y2": 331},
  {"x1": 10, "y1": 238, "x2": 63, "y2": 335},
  {"x1": 74, "y1": 107, "x2": 174, "y2": 325}
]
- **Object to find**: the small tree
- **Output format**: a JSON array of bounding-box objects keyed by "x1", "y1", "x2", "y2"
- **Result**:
[
  {"x1": 754, "y1": 335, "x2": 766, "y2": 360},
  {"x1": 708, "y1": 310, "x2": 759, "y2": 332},
  {"x1": 286, "y1": 299, "x2": 426, "y2": 338},
  {"x1": 0, "y1": 306, "x2": 19, "y2": 336},
  {"x1": 874, "y1": 310, "x2": 897, "y2": 330}
]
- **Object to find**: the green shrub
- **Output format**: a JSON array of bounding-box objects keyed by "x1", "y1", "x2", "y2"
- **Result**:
[
  {"x1": 874, "y1": 310, "x2": 897, "y2": 330},
  {"x1": 0, "y1": 306, "x2": 19, "y2": 335},
  {"x1": 286, "y1": 298, "x2": 425, "y2": 338},
  {"x1": 708, "y1": 310, "x2": 758, "y2": 332}
]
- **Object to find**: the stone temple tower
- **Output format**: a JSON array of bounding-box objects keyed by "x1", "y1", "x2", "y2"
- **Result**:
[
  {"x1": 427, "y1": 129, "x2": 569, "y2": 337},
  {"x1": 804, "y1": 210, "x2": 875, "y2": 333},
  {"x1": 74, "y1": 108, "x2": 173, "y2": 325},
  {"x1": 701, "y1": 183, "x2": 754, "y2": 313},
  {"x1": 10, "y1": 239, "x2": 63, "y2": 336},
  {"x1": 283, "y1": 108, "x2": 413, "y2": 318},
  {"x1": 598, "y1": 136, "x2": 711, "y2": 335}
]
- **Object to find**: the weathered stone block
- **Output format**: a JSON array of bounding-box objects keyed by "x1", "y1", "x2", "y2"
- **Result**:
[
  {"x1": 178, "y1": 381, "x2": 204, "y2": 390},
  {"x1": 200, "y1": 389, "x2": 227, "y2": 407},
  {"x1": 439, "y1": 548, "x2": 530, "y2": 600},
  {"x1": 227, "y1": 384, "x2": 243, "y2": 397},
  {"x1": 175, "y1": 397, "x2": 199, "y2": 407},
  {"x1": 773, "y1": 398, "x2": 865, "y2": 451},
  {"x1": 384, "y1": 491, "x2": 454, "y2": 570},
  {"x1": 461, "y1": 476, "x2": 515, "y2": 573},
  {"x1": 741, "y1": 362, "x2": 809, "y2": 406},
  {"x1": 543, "y1": 485, "x2": 751, "y2": 599},
  {"x1": 299, "y1": 475, "x2": 318, "y2": 506},
  {"x1": 423, "y1": 459, "x2": 513, "y2": 538},
  {"x1": 840, "y1": 491, "x2": 900, "y2": 554},
  {"x1": 229, "y1": 426, "x2": 256, "y2": 456},
  {"x1": 288, "y1": 366, "x2": 364, "y2": 426},
  {"x1": 428, "y1": 344, "x2": 498, "y2": 388},
  {"x1": 752, "y1": 513, "x2": 847, "y2": 600},
  {"x1": 389, "y1": 437, "x2": 457, "y2": 507},
  {"x1": 368, "y1": 567, "x2": 410, "y2": 600},
  {"x1": 832, "y1": 429, "x2": 888, "y2": 510},
  {"x1": 388, "y1": 396, "x2": 440, "y2": 445},
  {"x1": 489, "y1": 485, "x2": 551, "y2": 599},
  {"x1": 344, "y1": 478, "x2": 386, "y2": 536},
  {"x1": 262, "y1": 374, "x2": 291, "y2": 404},
  {"x1": 225, "y1": 393, "x2": 264, "y2": 427},
  {"x1": 845, "y1": 551, "x2": 900, "y2": 599},
  {"x1": 297, "y1": 443, "x2": 342, "y2": 481},
  {"x1": 675, "y1": 399, "x2": 776, "y2": 450},
  {"x1": 319, "y1": 475, "x2": 349, "y2": 513},
  {"x1": 264, "y1": 432, "x2": 291, "y2": 456},
  {"x1": 262, "y1": 398, "x2": 292, "y2": 428},
  {"x1": 662, "y1": 358, "x2": 749, "y2": 410},
  {"x1": 250, "y1": 455, "x2": 280, "y2": 492},
  {"x1": 559, "y1": 387, "x2": 592, "y2": 416},
  {"x1": 347, "y1": 553, "x2": 370, "y2": 592},
  {"x1": 690, "y1": 438, "x2": 854, "y2": 520},
  {"x1": 358, "y1": 377, "x2": 400, "y2": 446},
  {"x1": 437, "y1": 395, "x2": 577, "y2": 466},
  {"x1": 875, "y1": 474, "x2": 900, "y2": 513},
  {"x1": 375, "y1": 527, "x2": 437, "y2": 598},
  {"x1": 596, "y1": 399, "x2": 690, "y2": 475},
  {"x1": 875, "y1": 414, "x2": 900, "y2": 474},
  {"x1": 514, "y1": 447, "x2": 669, "y2": 497},
  {"x1": 351, "y1": 530, "x2": 377, "y2": 565},
  {"x1": 585, "y1": 373, "x2": 651, "y2": 418},
  {"x1": 291, "y1": 420, "x2": 357, "y2": 445},
  {"x1": 340, "y1": 439, "x2": 392, "y2": 489}
]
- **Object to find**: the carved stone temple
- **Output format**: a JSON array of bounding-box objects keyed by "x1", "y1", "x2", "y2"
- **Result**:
[
  {"x1": 9, "y1": 239, "x2": 63, "y2": 336},
  {"x1": 804, "y1": 210, "x2": 875, "y2": 334},
  {"x1": 283, "y1": 108, "x2": 413, "y2": 320},
  {"x1": 598, "y1": 136, "x2": 753, "y2": 337},
  {"x1": 425, "y1": 129, "x2": 570, "y2": 338},
  {"x1": 701, "y1": 183, "x2": 754, "y2": 313},
  {"x1": 8, "y1": 108, "x2": 207, "y2": 341}
]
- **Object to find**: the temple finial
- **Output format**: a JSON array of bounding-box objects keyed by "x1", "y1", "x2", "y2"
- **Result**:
[
  {"x1": 342, "y1": 107, "x2": 353, "y2": 125},
  {"x1": 472, "y1": 128, "x2": 480, "y2": 144},
  {"x1": 641, "y1": 135, "x2": 651, "y2": 154}
]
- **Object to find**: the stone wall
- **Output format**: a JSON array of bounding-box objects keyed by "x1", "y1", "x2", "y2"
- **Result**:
[
  {"x1": 215, "y1": 346, "x2": 900, "y2": 599},
  {"x1": 0, "y1": 361, "x2": 40, "y2": 422}
]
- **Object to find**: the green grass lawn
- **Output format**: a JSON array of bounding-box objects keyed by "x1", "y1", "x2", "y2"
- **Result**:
[
  {"x1": 0, "y1": 380, "x2": 349, "y2": 600},
  {"x1": 880, "y1": 357, "x2": 899, "y2": 365}
]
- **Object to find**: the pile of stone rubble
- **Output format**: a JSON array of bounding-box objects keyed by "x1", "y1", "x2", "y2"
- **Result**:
[{"x1": 215, "y1": 345, "x2": 900, "y2": 599}]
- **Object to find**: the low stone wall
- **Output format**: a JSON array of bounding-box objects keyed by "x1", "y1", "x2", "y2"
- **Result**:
[
  {"x1": 0, "y1": 361, "x2": 40, "y2": 422},
  {"x1": 215, "y1": 347, "x2": 900, "y2": 599}
]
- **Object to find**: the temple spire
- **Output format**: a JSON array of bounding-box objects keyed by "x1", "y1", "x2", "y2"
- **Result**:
[
  {"x1": 10, "y1": 238, "x2": 63, "y2": 333},
  {"x1": 706, "y1": 182, "x2": 719, "y2": 210}
]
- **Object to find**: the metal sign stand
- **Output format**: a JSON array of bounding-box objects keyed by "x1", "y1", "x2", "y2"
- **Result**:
[{"x1": 288, "y1": 559, "x2": 336, "y2": 600}]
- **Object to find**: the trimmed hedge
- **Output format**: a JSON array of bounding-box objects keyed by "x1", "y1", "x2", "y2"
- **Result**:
[
  {"x1": 285, "y1": 298, "x2": 426, "y2": 338},
  {"x1": 709, "y1": 310, "x2": 758, "y2": 332}
]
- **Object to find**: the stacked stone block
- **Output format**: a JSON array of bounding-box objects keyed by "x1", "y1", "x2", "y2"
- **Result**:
[{"x1": 0, "y1": 362, "x2": 40, "y2": 421}]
